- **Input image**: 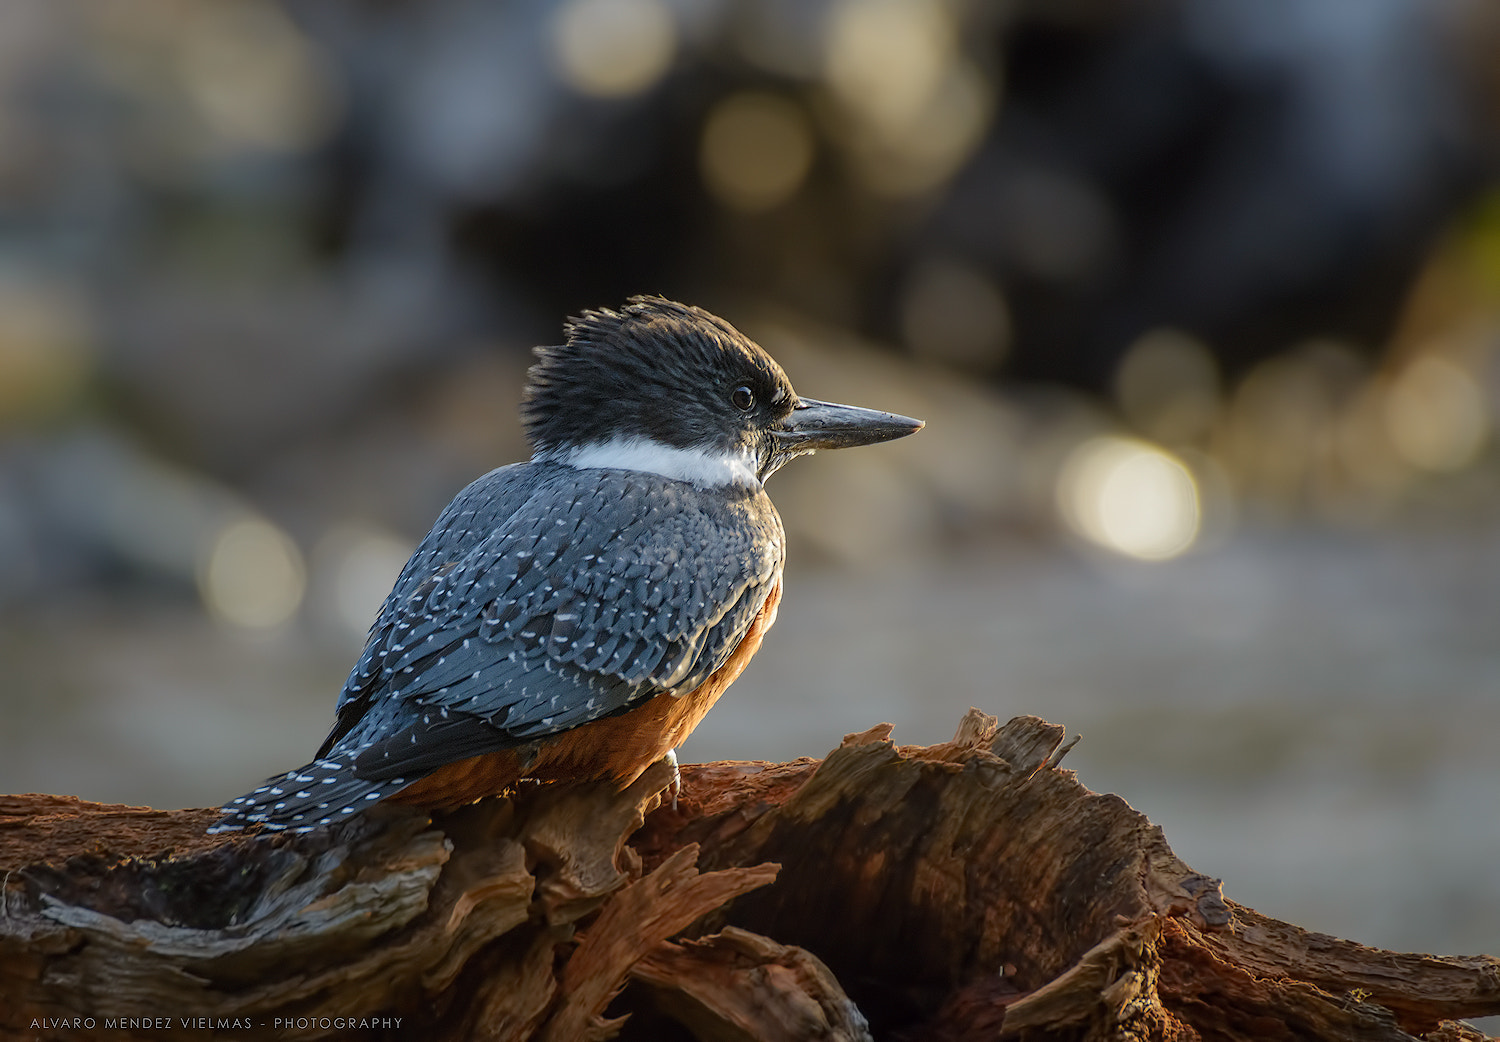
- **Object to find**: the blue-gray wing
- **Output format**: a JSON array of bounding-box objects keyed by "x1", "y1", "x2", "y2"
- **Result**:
[
  {"x1": 324, "y1": 463, "x2": 783, "y2": 783},
  {"x1": 328, "y1": 461, "x2": 546, "y2": 725}
]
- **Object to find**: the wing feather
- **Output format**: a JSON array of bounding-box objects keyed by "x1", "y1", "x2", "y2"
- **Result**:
[{"x1": 328, "y1": 464, "x2": 781, "y2": 783}]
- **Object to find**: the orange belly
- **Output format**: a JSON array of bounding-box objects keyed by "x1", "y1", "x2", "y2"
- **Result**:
[{"x1": 390, "y1": 578, "x2": 782, "y2": 809}]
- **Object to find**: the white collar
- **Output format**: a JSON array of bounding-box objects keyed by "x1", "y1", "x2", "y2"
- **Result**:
[{"x1": 542, "y1": 436, "x2": 761, "y2": 489}]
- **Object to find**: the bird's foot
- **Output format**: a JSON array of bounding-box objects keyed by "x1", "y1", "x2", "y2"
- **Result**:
[{"x1": 662, "y1": 748, "x2": 681, "y2": 811}]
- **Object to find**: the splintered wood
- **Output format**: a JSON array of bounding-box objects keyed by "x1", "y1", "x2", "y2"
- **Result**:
[{"x1": 3, "y1": 711, "x2": 1497, "y2": 1041}]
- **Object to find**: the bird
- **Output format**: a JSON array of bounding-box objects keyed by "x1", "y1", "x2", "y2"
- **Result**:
[{"x1": 210, "y1": 296, "x2": 923, "y2": 833}]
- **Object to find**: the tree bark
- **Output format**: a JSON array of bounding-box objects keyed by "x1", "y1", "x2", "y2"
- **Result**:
[{"x1": 2, "y1": 711, "x2": 1496, "y2": 1041}]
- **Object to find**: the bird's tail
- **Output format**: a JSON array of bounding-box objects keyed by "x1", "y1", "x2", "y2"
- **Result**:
[{"x1": 208, "y1": 752, "x2": 416, "y2": 834}]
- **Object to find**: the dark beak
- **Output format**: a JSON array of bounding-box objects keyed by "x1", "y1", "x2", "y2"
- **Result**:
[{"x1": 771, "y1": 397, "x2": 925, "y2": 456}]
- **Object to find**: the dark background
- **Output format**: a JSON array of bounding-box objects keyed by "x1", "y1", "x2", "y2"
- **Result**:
[{"x1": 1, "y1": 0, "x2": 1498, "y2": 982}]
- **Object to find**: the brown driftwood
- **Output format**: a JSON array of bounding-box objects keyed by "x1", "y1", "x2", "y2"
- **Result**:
[{"x1": 2, "y1": 711, "x2": 1497, "y2": 1041}]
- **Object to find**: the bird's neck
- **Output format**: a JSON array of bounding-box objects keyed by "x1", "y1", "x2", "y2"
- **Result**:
[{"x1": 540, "y1": 435, "x2": 762, "y2": 489}]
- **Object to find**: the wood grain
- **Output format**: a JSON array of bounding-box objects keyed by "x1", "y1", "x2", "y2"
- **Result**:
[{"x1": 3, "y1": 710, "x2": 1496, "y2": 1041}]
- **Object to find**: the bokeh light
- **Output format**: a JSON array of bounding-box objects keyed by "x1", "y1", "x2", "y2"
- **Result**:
[
  {"x1": 551, "y1": 0, "x2": 677, "y2": 99},
  {"x1": 0, "y1": 281, "x2": 93, "y2": 424},
  {"x1": 1331, "y1": 381, "x2": 1411, "y2": 511},
  {"x1": 1114, "y1": 328, "x2": 1221, "y2": 446},
  {"x1": 700, "y1": 92, "x2": 815, "y2": 213},
  {"x1": 825, "y1": 0, "x2": 950, "y2": 137},
  {"x1": 823, "y1": 0, "x2": 989, "y2": 195},
  {"x1": 873, "y1": 58, "x2": 989, "y2": 195},
  {"x1": 174, "y1": 0, "x2": 341, "y2": 154},
  {"x1": 1383, "y1": 355, "x2": 1489, "y2": 472},
  {"x1": 900, "y1": 256, "x2": 1011, "y2": 372},
  {"x1": 1218, "y1": 344, "x2": 1366, "y2": 508},
  {"x1": 313, "y1": 523, "x2": 414, "y2": 644},
  {"x1": 1057, "y1": 436, "x2": 1202, "y2": 561},
  {"x1": 199, "y1": 516, "x2": 307, "y2": 630}
]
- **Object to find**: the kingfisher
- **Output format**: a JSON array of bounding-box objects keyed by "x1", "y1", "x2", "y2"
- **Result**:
[{"x1": 211, "y1": 297, "x2": 923, "y2": 833}]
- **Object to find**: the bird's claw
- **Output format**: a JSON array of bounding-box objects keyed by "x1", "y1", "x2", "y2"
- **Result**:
[{"x1": 663, "y1": 748, "x2": 681, "y2": 811}]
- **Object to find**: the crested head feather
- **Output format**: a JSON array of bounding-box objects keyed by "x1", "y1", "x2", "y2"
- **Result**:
[{"x1": 522, "y1": 296, "x2": 795, "y2": 456}]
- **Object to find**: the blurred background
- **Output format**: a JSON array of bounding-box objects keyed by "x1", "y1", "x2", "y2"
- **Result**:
[{"x1": 1, "y1": 0, "x2": 1499, "y2": 983}]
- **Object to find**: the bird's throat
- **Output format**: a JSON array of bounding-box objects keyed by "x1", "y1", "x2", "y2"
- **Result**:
[{"x1": 545, "y1": 436, "x2": 761, "y2": 489}]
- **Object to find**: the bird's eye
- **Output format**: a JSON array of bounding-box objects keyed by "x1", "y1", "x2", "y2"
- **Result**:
[{"x1": 731, "y1": 386, "x2": 755, "y2": 411}]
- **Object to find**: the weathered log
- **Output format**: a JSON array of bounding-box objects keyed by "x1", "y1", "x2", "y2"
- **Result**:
[
  {"x1": 630, "y1": 926, "x2": 870, "y2": 1041},
  {"x1": 2, "y1": 711, "x2": 1497, "y2": 1041}
]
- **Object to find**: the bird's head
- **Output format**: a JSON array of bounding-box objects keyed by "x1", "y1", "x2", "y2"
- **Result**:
[{"x1": 522, "y1": 296, "x2": 923, "y2": 487}]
